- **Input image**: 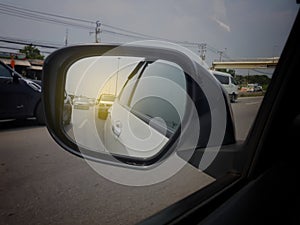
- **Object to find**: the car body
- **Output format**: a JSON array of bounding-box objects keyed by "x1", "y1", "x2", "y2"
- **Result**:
[
  {"x1": 103, "y1": 60, "x2": 190, "y2": 158},
  {"x1": 211, "y1": 70, "x2": 239, "y2": 102},
  {"x1": 97, "y1": 94, "x2": 115, "y2": 120},
  {"x1": 0, "y1": 60, "x2": 45, "y2": 124}
]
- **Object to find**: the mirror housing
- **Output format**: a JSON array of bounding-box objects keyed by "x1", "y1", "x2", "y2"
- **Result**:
[{"x1": 43, "y1": 43, "x2": 236, "y2": 168}]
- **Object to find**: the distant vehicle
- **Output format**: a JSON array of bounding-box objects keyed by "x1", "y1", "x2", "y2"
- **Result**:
[
  {"x1": 0, "y1": 60, "x2": 45, "y2": 124},
  {"x1": 63, "y1": 91, "x2": 72, "y2": 125},
  {"x1": 211, "y1": 70, "x2": 239, "y2": 102},
  {"x1": 257, "y1": 85, "x2": 263, "y2": 91},
  {"x1": 97, "y1": 94, "x2": 115, "y2": 120},
  {"x1": 73, "y1": 96, "x2": 90, "y2": 110},
  {"x1": 247, "y1": 83, "x2": 263, "y2": 92}
]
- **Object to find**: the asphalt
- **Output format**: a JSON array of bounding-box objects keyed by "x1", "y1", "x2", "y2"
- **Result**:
[{"x1": 0, "y1": 96, "x2": 262, "y2": 225}]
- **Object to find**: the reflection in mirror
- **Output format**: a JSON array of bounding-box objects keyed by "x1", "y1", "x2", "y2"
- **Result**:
[{"x1": 63, "y1": 56, "x2": 187, "y2": 160}]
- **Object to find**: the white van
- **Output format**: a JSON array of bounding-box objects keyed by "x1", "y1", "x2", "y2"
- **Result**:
[{"x1": 211, "y1": 70, "x2": 239, "y2": 102}]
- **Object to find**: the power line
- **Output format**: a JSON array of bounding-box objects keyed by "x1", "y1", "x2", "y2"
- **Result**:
[
  {"x1": 0, "y1": 3, "x2": 93, "y2": 23},
  {"x1": 0, "y1": 2, "x2": 233, "y2": 60},
  {"x1": 0, "y1": 35, "x2": 63, "y2": 47},
  {"x1": 0, "y1": 3, "x2": 201, "y2": 45},
  {"x1": 0, "y1": 38, "x2": 60, "y2": 49},
  {"x1": 102, "y1": 23, "x2": 163, "y2": 40},
  {"x1": 0, "y1": 3, "x2": 164, "y2": 40},
  {"x1": 0, "y1": 8, "x2": 93, "y2": 30}
]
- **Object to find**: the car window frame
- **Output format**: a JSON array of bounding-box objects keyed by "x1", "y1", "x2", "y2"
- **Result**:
[
  {"x1": 118, "y1": 61, "x2": 146, "y2": 107},
  {"x1": 117, "y1": 60, "x2": 188, "y2": 138},
  {"x1": 0, "y1": 62, "x2": 13, "y2": 78},
  {"x1": 213, "y1": 73, "x2": 230, "y2": 85}
]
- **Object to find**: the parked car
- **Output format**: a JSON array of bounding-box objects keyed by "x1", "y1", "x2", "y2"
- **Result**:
[
  {"x1": 211, "y1": 70, "x2": 239, "y2": 102},
  {"x1": 247, "y1": 83, "x2": 263, "y2": 92},
  {"x1": 97, "y1": 94, "x2": 115, "y2": 120},
  {"x1": 0, "y1": 60, "x2": 45, "y2": 124}
]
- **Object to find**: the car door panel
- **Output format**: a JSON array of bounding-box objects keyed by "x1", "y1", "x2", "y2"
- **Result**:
[
  {"x1": 104, "y1": 101, "x2": 168, "y2": 158},
  {"x1": 0, "y1": 77, "x2": 28, "y2": 118}
]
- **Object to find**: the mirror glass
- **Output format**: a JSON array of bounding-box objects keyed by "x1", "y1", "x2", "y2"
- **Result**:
[{"x1": 63, "y1": 56, "x2": 187, "y2": 159}]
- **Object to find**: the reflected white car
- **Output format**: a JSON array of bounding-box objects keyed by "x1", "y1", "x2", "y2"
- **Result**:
[{"x1": 103, "y1": 60, "x2": 187, "y2": 159}]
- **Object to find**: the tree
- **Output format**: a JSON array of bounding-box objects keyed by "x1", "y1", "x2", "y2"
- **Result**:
[
  {"x1": 235, "y1": 74, "x2": 271, "y2": 87},
  {"x1": 19, "y1": 45, "x2": 44, "y2": 60}
]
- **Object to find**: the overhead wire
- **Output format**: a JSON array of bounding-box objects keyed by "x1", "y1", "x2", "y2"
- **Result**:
[
  {"x1": 0, "y1": 2, "x2": 230, "y2": 59},
  {"x1": 0, "y1": 35, "x2": 62, "y2": 49},
  {"x1": 0, "y1": 3, "x2": 205, "y2": 46},
  {"x1": 0, "y1": 2, "x2": 93, "y2": 23}
]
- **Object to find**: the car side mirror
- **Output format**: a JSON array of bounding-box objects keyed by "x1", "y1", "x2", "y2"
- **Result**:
[{"x1": 43, "y1": 43, "x2": 235, "y2": 168}]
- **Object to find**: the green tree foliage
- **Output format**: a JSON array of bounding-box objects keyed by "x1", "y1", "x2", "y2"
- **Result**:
[
  {"x1": 19, "y1": 45, "x2": 44, "y2": 60},
  {"x1": 235, "y1": 75, "x2": 271, "y2": 90},
  {"x1": 215, "y1": 69, "x2": 271, "y2": 91}
]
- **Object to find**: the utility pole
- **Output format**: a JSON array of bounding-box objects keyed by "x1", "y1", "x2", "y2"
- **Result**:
[
  {"x1": 217, "y1": 48, "x2": 227, "y2": 61},
  {"x1": 95, "y1": 21, "x2": 101, "y2": 43},
  {"x1": 89, "y1": 21, "x2": 101, "y2": 43},
  {"x1": 217, "y1": 50, "x2": 223, "y2": 61},
  {"x1": 198, "y1": 43, "x2": 207, "y2": 61}
]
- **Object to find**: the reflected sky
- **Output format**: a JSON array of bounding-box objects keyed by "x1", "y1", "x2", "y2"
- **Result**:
[{"x1": 66, "y1": 56, "x2": 143, "y2": 98}]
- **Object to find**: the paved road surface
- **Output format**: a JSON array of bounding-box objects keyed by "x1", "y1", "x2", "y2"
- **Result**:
[
  {"x1": 0, "y1": 96, "x2": 262, "y2": 225},
  {"x1": 231, "y1": 96, "x2": 263, "y2": 140}
]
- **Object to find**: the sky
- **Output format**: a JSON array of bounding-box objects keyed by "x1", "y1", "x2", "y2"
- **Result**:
[
  {"x1": 67, "y1": 56, "x2": 143, "y2": 97},
  {"x1": 0, "y1": 0, "x2": 298, "y2": 72}
]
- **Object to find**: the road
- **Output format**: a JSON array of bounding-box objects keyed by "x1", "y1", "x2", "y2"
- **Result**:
[
  {"x1": 231, "y1": 96, "x2": 263, "y2": 140},
  {"x1": 0, "y1": 96, "x2": 262, "y2": 225}
]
